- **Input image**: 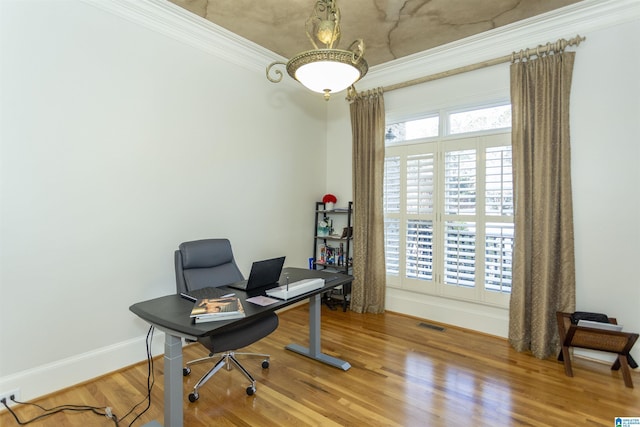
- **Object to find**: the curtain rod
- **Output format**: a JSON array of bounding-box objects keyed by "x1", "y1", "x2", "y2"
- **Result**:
[{"x1": 359, "y1": 35, "x2": 586, "y2": 96}]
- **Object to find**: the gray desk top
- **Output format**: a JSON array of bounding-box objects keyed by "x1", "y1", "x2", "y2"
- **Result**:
[{"x1": 130, "y1": 267, "x2": 352, "y2": 339}]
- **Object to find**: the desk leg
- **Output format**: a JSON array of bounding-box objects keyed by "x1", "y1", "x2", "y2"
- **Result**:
[
  {"x1": 164, "y1": 333, "x2": 183, "y2": 427},
  {"x1": 285, "y1": 293, "x2": 351, "y2": 371}
]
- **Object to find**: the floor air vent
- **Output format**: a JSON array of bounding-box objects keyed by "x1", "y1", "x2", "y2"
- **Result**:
[{"x1": 418, "y1": 322, "x2": 445, "y2": 332}]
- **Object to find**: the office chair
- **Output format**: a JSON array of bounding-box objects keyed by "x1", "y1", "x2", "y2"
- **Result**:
[{"x1": 175, "y1": 239, "x2": 279, "y2": 400}]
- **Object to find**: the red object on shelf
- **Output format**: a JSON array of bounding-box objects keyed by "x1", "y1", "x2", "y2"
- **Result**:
[{"x1": 322, "y1": 194, "x2": 337, "y2": 204}]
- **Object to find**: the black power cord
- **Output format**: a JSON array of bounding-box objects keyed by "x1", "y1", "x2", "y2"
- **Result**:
[
  {"x1": 116, "y1": 325, "x2": 156, "y2": 426},
  {"x1": 0, "y1": 398, "x2": 117, "y2": 426},
  {"x1": 1, "y1": 326, "x2": 156, "y2": 426}
]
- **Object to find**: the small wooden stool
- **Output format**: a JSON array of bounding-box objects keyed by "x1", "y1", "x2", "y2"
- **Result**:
[{"x1": 556, "y1": 311, "x2": 638, "y2": 388}]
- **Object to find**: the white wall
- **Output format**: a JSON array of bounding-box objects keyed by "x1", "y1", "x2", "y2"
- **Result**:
[
  {"x1": 327, "y1": 0, "x2": 640, "y2": 363},
  {"x1": 1, "y1": 0, "x2": 638, "y2": 403},
  {"x1": 570, "y1": 18, "x2": 640, "y2": 362},
  {"x1": 0, "y1": 0, "x2": 327, "y2": 400}
]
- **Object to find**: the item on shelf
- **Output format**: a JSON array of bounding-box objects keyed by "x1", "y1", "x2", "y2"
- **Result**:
[
  {"x1": 322, "y1": 193, "x2": 337, "y2": 210},
  {"x1": 326, "y1": 245, "x2": 336, "y2": 264},
  {"x1": 317, "y1": 218, "x2": 330, "y2": 236},
  {"x1": 318, "y1": 244, "x2": 338, "y2": 264}
]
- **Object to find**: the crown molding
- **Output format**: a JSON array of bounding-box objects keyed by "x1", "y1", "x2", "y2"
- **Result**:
[
  {"x1": 81, "y1": 0, "x2": 638, "y2": 91},
  {"x1": 81, "y1": 0, "x2": 284, "y2": 74},
  {"x1": 363, "y1": 0, "x2": 640, "y2": 90}
]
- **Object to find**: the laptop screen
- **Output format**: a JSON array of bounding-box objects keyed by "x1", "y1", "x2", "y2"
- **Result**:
[{"x1": 246, "y1": 256, "x2": 285, "y2": 289}]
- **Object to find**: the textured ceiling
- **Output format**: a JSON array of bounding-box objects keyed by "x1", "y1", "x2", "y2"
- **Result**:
[{"x1": 168, "y1": 0, "x2": 582, "y2": 67}]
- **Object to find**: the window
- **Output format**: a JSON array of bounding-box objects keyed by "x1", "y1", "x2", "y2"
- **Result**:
[
  {"x1": 385, "y1": 115, "x2": 439, "y2": 143},
  {"x1": 449, "y1": 105, "x2": 512, "y2": 134},
  {"x1": 384, "y1": 104, "x2": 513, "y2": 306}
]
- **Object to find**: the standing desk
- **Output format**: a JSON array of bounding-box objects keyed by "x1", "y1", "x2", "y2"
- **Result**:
[{"x1": 129, "y1": 267, "x2": 353, "y2": 427}]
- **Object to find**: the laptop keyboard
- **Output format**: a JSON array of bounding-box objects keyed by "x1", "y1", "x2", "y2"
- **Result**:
[{"x1": 185, "y1": 287, "x2": 229, "y2": 300}]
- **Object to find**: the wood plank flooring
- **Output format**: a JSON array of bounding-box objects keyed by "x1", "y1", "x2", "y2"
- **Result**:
[{"x1": 2, "y1": 304, "x2": 638, "y2": 426}]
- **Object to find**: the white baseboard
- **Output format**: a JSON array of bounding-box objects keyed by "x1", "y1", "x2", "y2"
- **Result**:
[
  {"x1": 573, "y1": 349, "x2": 640, "y2": 371},
  {"x1": 386, "y1": 290, "x2": 639, "y2": 371},
  {"x1": 0, "y1": 330, "x2": 165, "y2": 404},
  {"x1": 0, "y1": 300, "x2": 310, "y2": 404},
  {"x1": 386, "y1": 288, "x2": 509, "y2": 338}
]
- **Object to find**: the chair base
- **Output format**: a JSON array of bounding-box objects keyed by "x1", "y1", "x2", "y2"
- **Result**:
[{"x1": 183, "y1": 351, "x2": 271, "y2": 401}]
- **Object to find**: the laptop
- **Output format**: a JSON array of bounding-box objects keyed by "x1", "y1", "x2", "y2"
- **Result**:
[
  {"x1": 577, "y1": 319, "x2": 623, "y2": 332},
  {"x1": 226, "y1": 256, "x2": 286, "y2": 292}
]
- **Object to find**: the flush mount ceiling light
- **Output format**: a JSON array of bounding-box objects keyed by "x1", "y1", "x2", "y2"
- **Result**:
[{"x1": 266, "y1": 0, "x2": 368, "y2": 101}]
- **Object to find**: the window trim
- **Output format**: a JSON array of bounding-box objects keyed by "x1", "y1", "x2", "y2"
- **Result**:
[{"x1": 384, "y1": 102, "x2": 513, "y2": 309}]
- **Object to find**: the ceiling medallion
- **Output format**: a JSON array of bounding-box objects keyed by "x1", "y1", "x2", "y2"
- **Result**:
[{"x1": 266, "y1": 0, "x2": 368, "y2": 101}]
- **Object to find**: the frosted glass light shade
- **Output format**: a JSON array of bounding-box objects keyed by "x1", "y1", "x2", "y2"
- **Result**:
[
  {"x1": 295, "y1": 61, "x2": 361, "y2": 94},
  {"x1": 285, "y1": 49, "x2": 368, "y2": 99}
]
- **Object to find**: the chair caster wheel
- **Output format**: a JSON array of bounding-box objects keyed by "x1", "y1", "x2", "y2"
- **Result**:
[
  {"x1": 261, "y1": 360, "x2": 269, "y2": 369},
  {"x1": 246, "y1": 386, "x2": 256, "y2": 396},
  {"x1": 188, "y1": 392, "x2": 199, "y2": 402},
  {"x1": 183, "y1": 367, "x2": 191, "y2": 376}
]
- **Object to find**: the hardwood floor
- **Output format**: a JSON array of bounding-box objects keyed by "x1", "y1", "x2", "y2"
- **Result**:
[{"x1": 2, "y1": 304, "x2": 638, "y2": 426}]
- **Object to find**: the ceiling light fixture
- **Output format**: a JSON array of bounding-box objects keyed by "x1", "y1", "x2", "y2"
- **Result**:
[{"x1": 266, "y1": 0, "x2": 368, "y2": 101}]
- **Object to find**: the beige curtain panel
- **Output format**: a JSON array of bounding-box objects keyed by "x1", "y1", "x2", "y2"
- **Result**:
[
  {"x1": 349, "y1": 88, "x2": 386, "y2": 314},
  {"x1": 508, "y1": 52, "x2": 577, "y2": 359}
]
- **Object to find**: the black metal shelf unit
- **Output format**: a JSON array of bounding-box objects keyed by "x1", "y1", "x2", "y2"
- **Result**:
[{"x1": 312, "y1": 201, "x2": 353, "y2": 310}]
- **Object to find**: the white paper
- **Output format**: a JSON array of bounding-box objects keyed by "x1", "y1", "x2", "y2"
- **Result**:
[{"x1": 245, "y1": 295, "x2": 280, "y2": 306}]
